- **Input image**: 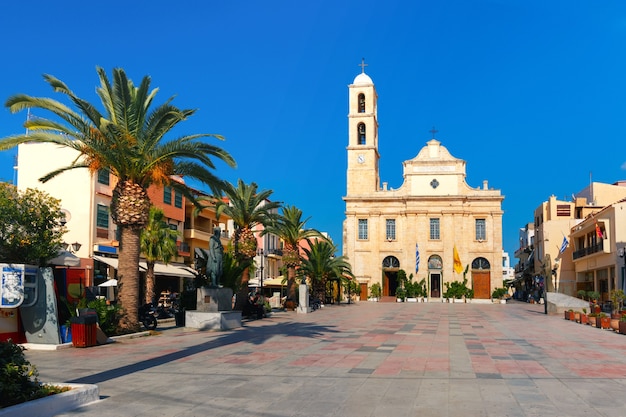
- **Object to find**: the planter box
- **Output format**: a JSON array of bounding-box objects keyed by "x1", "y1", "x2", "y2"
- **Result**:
[
  {"x1": 0, "y1": 383, "x2": 98, "y2": 417},
  {"x1": 600, "y1": 317, "x2": 611, "y2": 329},
  {"x1": 580, "y1": 314, "x2": 588, "y2": 325},
  {"x1": 406, "y1": 298, "x2": 418, "y2": 303},
  {"x1": 619, "y1": 320, "x2": 626, "y2": 334}
]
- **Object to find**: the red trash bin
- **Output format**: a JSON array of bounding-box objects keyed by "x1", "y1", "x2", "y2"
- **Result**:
[{"x1": 70, "y1": 315, "x2": 97, "y2": 348}]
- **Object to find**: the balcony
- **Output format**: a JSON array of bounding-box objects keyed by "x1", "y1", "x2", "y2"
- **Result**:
[{"x1": 573, "y1": 241, "x2": 604, "y2": 260}]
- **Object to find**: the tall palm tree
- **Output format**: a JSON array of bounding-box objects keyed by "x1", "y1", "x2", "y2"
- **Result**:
[
  {"x1": 0, "y1": 67, "x2": 236, "y2": 331},
  {"x1": 264, "y1": 205, "x2": 322, "y2": 303},
  {"x1": 300, "y1": 239, "x2": 354, "y2": 302},
  {"x1": 213, "y1": 179, "x2": 280, "y2": 310},
  {"x1": 141, "y1": 207, "x2": 179, "y2": 305}
]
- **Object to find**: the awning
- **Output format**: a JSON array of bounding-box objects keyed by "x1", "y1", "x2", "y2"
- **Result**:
[
  {"x1": 140, "y1": 261, "x2": 195, "y2": 278},
  {"x1": 93, "y1": 255, "x2": 120, "y2": 270},
  {"x1": 49, "y1": 250, "x2": 81, "y2": 267}
]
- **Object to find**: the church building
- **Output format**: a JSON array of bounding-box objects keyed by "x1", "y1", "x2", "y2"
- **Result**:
[{"x1": 343, "y1": 64, "x2": 504, "y2": 301}]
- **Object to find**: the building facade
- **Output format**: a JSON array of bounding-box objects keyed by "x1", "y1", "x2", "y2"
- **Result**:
[{"x1": 343, "y1": 68, "x2": 504, "y2": 300}]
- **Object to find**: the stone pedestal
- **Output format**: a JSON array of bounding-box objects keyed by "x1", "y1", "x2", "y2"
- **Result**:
[
  {"x1": 185, "y1": 310, "x2": 241, "y2": 331},
  {"x1": 297, "y1": 283, "x2": 311, "y2": 314},
  {"x1": 196, "y1": 287, "x2": 233, "y2": 312},
  {"x1": 187, "y1": 287, "x2": 240, "y2": 330}
]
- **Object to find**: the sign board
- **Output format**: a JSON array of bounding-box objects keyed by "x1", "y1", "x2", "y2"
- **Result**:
[{"x1": 0, "y1": 264, "x2": 38, "y2": 308}]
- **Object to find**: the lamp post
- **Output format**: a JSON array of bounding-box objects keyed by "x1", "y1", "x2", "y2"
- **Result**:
[
  {"x1": 618, "y1": 247, "x2": 626, "y2": 291},
  {"x1": 257, "y1": 248, "x2": 265, "y2": 296}
]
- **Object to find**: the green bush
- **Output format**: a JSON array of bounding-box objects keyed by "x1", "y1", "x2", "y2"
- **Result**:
[
  {"x1": 370, "y1": 283, "x2": 382, "y2": 298},
  {"x1": 491, "y1": 287, "x2": 508, "y2": 299},
  {"x1": 0, "y1": 340, "x2": 68, "y2": 408}
]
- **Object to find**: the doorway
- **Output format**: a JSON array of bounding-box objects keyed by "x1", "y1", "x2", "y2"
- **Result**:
[
  {"x1": 430, "y1": 273, "x2": 441, "y2": 298},
  {"x1": 383, "y1": 271, "x2": 399, "y2": 297}
]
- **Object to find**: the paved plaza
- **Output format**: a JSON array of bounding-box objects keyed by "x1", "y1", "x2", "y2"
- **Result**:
[{"x1": 24, "y1": 300, "x2": 626, "y2": 417}]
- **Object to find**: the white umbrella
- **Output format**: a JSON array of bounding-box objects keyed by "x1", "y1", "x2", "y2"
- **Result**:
[
  {"x1": 98, "y1": 279, "x2": 118, "y2": 287},
  {"x1": 49, "y1": 250, "x2": 81, "y2": 267}
]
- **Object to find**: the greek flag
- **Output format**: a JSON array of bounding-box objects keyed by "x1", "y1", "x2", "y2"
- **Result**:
[
  {"x1": 415, "y1": 244, "x2": 420, "y2": 272},
  {"x1": 559, "y1": 236, "x2": 569, "y2": 253}
]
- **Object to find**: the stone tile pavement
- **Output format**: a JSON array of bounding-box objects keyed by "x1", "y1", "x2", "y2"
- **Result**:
[{"x1": 24, "y1": 300, "x2": 626, "y2": 416}]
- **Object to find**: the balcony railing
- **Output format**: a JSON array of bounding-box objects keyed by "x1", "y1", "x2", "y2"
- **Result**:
[{"x1": 573, "y1": 241, "x2": 604, "y2": 260}]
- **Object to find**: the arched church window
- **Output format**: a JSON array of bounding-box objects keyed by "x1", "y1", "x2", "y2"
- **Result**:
[
  {"x1": 358, "y1": 123, "x2": 366, "y2": 145},
  {"x1": 382, "y1": 256, "x2": 400, "y2": 269},
  {"x1": 358, "y1": 93, "x2": 366, "y2": 113},
  {"x1": 428, "y1": 255, "x2": 443, "y2": 269},
  {"x1": 471, "y1": 257, "x2": 491, "y2": 270}
]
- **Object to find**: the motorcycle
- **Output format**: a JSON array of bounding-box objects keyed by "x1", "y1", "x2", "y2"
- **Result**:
[{"x1": 139, "y1": 303, "x2": 158, "y2": 330}]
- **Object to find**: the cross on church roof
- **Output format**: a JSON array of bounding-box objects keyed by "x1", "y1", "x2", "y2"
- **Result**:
[
  {"x1": 359, "y1": 58, "x2": 368, "y2": 74},
  {"x1": 430, "y1": 126, "x2": 438, "y2": 139}
]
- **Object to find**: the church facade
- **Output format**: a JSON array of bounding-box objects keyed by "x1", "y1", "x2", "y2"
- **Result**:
[{"x1": 343, "y1": 67, "x2": 504, "y2": 301}]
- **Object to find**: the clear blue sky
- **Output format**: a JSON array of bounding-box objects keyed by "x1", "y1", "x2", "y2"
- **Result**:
[{"x1": 1, "y1": 0, "x2": 626, "y2": 258}]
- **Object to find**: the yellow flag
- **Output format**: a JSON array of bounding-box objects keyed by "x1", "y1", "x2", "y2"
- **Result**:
[{"x1": 453, "y1": 245, "x2": 463, "y2": 274}]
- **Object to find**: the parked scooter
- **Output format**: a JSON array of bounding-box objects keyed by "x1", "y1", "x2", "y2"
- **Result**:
[{"x1": 139, "y1": 303, "x2": 158, "y2": 330}]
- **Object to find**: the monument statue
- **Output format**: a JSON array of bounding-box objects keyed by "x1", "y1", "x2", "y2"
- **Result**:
[{"x1": 207, "y1": 227, "x2": 224, "y2": 286}]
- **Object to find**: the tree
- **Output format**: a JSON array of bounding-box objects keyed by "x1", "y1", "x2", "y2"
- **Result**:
[
  {"x1": 212, "y1": 179, "x2": 280, "y2": 310},
  {"x1": 0, "y1": 183, "x2": 66, "y2": 265},
  {"x1": 140, "y1": 207, "x2": 179, "y2": 305},
  {"x1": 264, "y1": 205, "x2": 322, "y2": 303},
  {"x1": 0, "y1": 68, "x2": 235, "y2": 331},
  {"x1": 300, "y1": 239, "x2": 354, "y2": 302}
]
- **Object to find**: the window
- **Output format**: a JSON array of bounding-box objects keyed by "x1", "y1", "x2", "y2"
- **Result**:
[
  {"x1": 429, "y1": 218, "x2": 440, "y2": 240},
  {"x1": 357, "y1": 123, "x2": 366, "y2": 145},
  {"x1": 97, "y1": 168, "x2": 110, "y2": 185},
  {"x1": 163, "y1": 186, "x2": 172, "y2": 205},
  {"x1": 386, "y1": 219, "x2": 396, "y2": 240},
  {"x1": 475, "y1": 219, "x2": 486, "y2": 241},
  {"x1": 358, "y1": 219, "x2": 368, "y2": 240},
  {"x1": 96, "y1": 204, "x2": 109, "y2": 228},
  {"x1": 358, "y1": 93, "x2": 366, "y2": 113},
  {"x1": 174, "y1": 190, "x2": 182, "y2": 208}
]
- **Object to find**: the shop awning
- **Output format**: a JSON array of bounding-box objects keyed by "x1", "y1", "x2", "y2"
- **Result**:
[{"x1": 94, "y1": 256, "x2": 194, "y2": 278}]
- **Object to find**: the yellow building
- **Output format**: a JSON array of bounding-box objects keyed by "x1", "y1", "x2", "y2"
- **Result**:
[{"x1": 343, "y1": 66, "x2": 504, "y2": 301}]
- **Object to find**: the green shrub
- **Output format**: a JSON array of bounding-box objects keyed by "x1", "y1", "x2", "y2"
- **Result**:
[
  {"x1": 0, "y1": 340, "x2": 68, "y2": 408},
  {"x1": 491, "y1": 287, "x2": 508, "y2": 299}
]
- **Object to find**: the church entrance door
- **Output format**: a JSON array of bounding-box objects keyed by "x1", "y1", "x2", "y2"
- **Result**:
[
  {"x1": 473, "y1": 272, "x2": 491, "y2": 299},
  {"x1": 360, "y1": 283, "x2": 368, "y2": 301},
  {"x1": 383, "y1": 271, "x2": 399, "y2": 297},
  {"x1": 430, "y1": 273, "x2": 441, "y2": 298}
]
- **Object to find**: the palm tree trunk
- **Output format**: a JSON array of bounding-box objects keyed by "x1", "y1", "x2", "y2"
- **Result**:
[
  {"x1": 233, "y1": 266, "x2": 251, "y2": 311},
  {"x1": 287, "y1": 266, "x2": 297, "y2": 303},
  {"x1": 145, "y1": 262, "x2": 156, "y2": 305},
  {"x1": 118, "y1": 226, "x2": 142, "y2": 332}
]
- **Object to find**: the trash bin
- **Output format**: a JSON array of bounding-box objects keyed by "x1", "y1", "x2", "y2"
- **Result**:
[
  {"x1": 71, "y1": 315, "x2": 98, "y2": 348},
  {"x1": 174, "y1": 310, "x2": 185, "y2": 327}
]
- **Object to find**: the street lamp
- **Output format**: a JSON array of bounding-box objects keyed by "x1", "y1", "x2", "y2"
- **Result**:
[
  {"x1": 65, "y1": 241, "x2": 82, "y2": 253},
  {"x1": 257, "y1": 248, "x2": 265, "y2": 295},
  {"x1": 618, "y1": 247, "x2": 626, "y2": 290}
]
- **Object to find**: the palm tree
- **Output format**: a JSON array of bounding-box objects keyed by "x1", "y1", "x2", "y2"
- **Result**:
[
  {"x1": 213, "y1": 179, "x2": 280, "y2": 311},
  {"x1": 141, "y1": 207, "x2": 179, "y2": 305},
  {"x1": 264, "y1": 205, "x2": 322, "y2": 304},
  {"x1": 0, "y1": 67, "x2": 236, "y2": 331},
  {"x1": 300, "y1": 239, "x2": 354, "y2": 302}
]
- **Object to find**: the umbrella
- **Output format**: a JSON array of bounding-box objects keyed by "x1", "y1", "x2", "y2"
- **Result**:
[
  {"x1": 98, "y1": 279, "x2": 118, "y2": 287},
  {"x1": 49, "y1": 250, "x2": 81, "y2": 267}
]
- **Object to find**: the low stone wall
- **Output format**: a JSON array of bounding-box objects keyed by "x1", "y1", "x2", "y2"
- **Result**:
[{"x1": 545, "y1": 292, "x2": 589, "y2": 315}]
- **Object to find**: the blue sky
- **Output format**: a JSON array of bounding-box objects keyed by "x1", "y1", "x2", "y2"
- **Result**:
[{"x1": 1, "y1": 0, "x2": 626, "y2": 259}]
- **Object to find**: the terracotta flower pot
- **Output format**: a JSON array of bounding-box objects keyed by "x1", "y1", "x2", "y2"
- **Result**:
[
  {"x1": 610, "y1": 318, "x2": 620, "y2": 331},
  {"x1": 568, "y1": 311, "x2": 576, "y2": 321},
  {"x1": 600, "y1": 316, "x2": 611, "y2": 329},
  {"x1": 564, "y1": 311, "x2": 570, "y2": 320},
  {"x1": 574, "y1": 312, "x2": 581, "y2": 322},
  {"x1": 589, "y1": 316, "x2": 597, "y2": 327},
  {"x1": 580, "y1": 314, "x2": 588, "y2": 325}
]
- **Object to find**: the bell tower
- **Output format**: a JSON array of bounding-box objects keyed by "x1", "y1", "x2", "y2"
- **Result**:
[{"x1": 346, "y1": 59, "x2": 380, "y2": 196}]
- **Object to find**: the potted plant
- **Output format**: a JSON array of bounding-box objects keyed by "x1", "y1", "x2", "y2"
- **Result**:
[
  {"x1": 588, "y1": 312, "x2": 598, "y2": 327},
  {"x1": 417, "y1": 278, "x2": 427, "y2": 302},
  {"x1": 574, "y1": 311, "x2": 581, "y2": 322},
  {"x1": 598, "y1": 312, "x2": 610, "y2": 329},
  {"x1": 577, "y1": 289, "x2": 587, "y2": 301},
  {"x1": 588, "y1": 291, "x2": 601, "y2": 313},
  {"x1": 370, "y1": 283, "x2": 382, "y2": 301},
  {"x1": 610, "y1": 289, "x2": 625, "y2": 319},
  {"x1": 395, "y1": 287, "x2": 406, "y2": 302},
  {"x1": 567, "y1": 309, "x2": 575, "y2": 321},
  {"x1": 580, "y1": 308, "x2": 588, "y2": 325},
  {"x1": 492, "y1": 288, "x2": 507, "y2": 303},
  {"x1": 619, "y1": 314, "x2": 626, "y2": 334}
]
